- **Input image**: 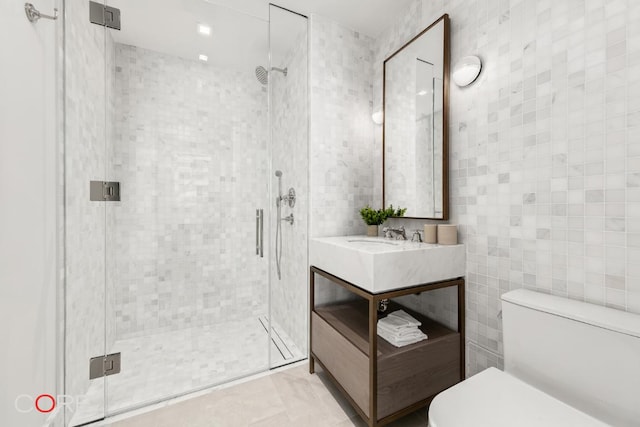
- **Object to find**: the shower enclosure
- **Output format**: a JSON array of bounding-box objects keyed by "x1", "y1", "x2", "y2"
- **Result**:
[{"x1": 63, "y1": 1, "x2": 308, "y2": 425}]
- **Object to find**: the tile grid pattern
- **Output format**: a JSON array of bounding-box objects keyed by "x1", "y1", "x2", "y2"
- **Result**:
[
  {"x1": 308, "y1": 14, "x2": 380, "y2": 323},
  {"x1": 270, "y1": 27, "x2": 310, "y2": 355},
  {"x1": 373, "y1": 0, "x2": 640, "y2": 375},
  {"x1": 69, "y1": 318, "x2": 302, "y2": 427},
  {"x1": 309, "y1": 14, "x2": 377, "y2": 238},
  {"x1": 111, "y1": 44, "x2": 269, "y2": 339}
]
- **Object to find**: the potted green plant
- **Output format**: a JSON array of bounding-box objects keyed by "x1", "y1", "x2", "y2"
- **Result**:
[{"x1": 359, "y1": 205, "x2": 407, "y2": 236}]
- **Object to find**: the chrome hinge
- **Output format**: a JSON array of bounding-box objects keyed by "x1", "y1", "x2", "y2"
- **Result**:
[
  {"x1": 89, "y1": 352, "x2": 121, "y2": 380},
  {"x1": 90, "y1": 181, "x2": 121, "y2": 201},
  {"x1": 89, "y1": 1, "x2": 121, "y2": 30}
]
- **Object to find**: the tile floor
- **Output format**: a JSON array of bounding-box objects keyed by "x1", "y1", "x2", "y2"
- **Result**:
[
  {"x1": 101, "y1": 364, "x2": 429, "y2": 427},
  {"x1": 70, "y1": 318, "x2": 303, "y2": 426}
]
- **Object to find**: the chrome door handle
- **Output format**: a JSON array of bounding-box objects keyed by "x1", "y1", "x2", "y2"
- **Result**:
[{"x1": 256, "y1": 209, "x2": 264, "y2": 257}]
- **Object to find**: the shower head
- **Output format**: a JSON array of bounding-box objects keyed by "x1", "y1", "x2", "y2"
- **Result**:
[
  {"x1": 275, "y1": 170, "x2": 282, "y2": 177},
  {"x1": 255, "y1": 66, "x2": 268, "y2": 85},
  {"x1": 255, "y1": 66, "x2": 288, "y2": 85}
]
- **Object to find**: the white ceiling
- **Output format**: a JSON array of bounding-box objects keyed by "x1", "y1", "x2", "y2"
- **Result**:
[
  {"x1": 203, "y1": 0, "x2": 414, "y2": 37},
  {"x1": 107, "y1": 0, "x2": 412, "y2": 71}
]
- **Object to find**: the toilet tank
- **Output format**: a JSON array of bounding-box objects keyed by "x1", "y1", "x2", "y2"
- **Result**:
[{"x1": 501, "y1": 289, "x2": 640, "y2": 427}]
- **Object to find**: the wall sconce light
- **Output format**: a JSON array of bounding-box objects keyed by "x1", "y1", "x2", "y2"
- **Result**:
[
  {"x1": 452, "y1": 55, "x2": 482, "y2": 87},
  {"x1": 372, "y1": 110, "x2": 384, "y2": 125}
]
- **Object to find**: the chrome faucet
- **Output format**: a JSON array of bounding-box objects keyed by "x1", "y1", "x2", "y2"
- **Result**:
[
  {"x1": 411, "y1": 230, "x2": 422, "y2": 243},
  {"x1": 382, "y1": 226, "x2": 407, "y2": 240}
]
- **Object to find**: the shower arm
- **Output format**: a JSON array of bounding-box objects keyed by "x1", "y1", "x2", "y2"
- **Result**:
[{"x1": 271, "y1": 67, "x2": 288, "y2": 76}]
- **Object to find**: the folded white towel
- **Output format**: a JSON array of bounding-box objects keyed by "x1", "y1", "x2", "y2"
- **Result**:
[
  {"x1": 387, "y1": 310, "x2": 421, "y2": 327},
  {"x1": 378, "y1": 328, "x2": 427, "y2": 347},
  {"x1": 378, "y1": 310, "x2": 422, "y2": 330},
  {"x1": 378, "y1": 316, "x2": 415, "y2": 331},
  {"x1": 378, "y1": 323, "x2": 424, "y2": 338},
  {"x1": 377, "y1": 309, "x2": 428, "y2": 347}
]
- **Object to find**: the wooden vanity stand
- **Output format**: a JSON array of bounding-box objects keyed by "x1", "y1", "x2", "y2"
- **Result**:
[{"x1": 309, "y1": 266, "x2": 465, "y2": 427}]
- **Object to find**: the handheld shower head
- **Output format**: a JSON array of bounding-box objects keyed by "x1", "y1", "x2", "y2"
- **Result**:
[{"x1": 275, "y1": 170, "x2": 283, "y2": 206}]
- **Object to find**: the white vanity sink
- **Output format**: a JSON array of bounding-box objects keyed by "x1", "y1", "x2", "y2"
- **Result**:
[{"x1": 310, "y1": 236, "x2": 465, "y2": 293}]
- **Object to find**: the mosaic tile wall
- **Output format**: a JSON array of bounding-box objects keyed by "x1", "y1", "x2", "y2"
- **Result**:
[
  {"x1": 64, "y1": 0, "x2": 113, "y2": 415},
  {"x1": 373, "y1": 0, "x2": 640, "y2": 376},
  {"x1": 270, "y1": 26, "x2": 310, "y2": 355},
  {"x1": 307, "y1": 14, "x2": 379, "y2": 314},
  {"x1": 111, "y1": 44, "x2": 269, "y2": 339},
  {"x1": 309, "y1": 14, "x2": 377, "y2": 238}
]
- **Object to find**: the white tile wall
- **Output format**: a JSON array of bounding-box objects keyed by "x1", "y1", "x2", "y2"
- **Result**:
[
  {"x1": 309, "y1": 14, "x2": 377, "y2": 238},
  {"x1": 373, "y1": 0, "x2": 640, "y2": 376},
  {"x1": 110, "y1": 44, "x2": 270, "y2": 339},
  {"x1": 307, "y1": 14, "x2": 381, "y2": 318},
  {"x1": 270, "y1": 27, "x2": 310, "y2": 355}
]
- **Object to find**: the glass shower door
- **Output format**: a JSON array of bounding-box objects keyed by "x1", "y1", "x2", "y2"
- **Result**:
[
  {"x1": 267, "y1": 4, "x2": 309, "y2": 369},
  {"x1": 63, "y1": 0, "x2": 108, "y2": 424},
  {"x1": 102, "y1": 0, "x2": 271, "y2": 416},
  {"x1": 64, "y1": 0, "x2": 310, "y2": 422}
]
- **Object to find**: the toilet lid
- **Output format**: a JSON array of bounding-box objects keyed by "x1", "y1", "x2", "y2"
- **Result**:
[{"x1": 428, "y1": 368, "x2": 608, "y2": 427}]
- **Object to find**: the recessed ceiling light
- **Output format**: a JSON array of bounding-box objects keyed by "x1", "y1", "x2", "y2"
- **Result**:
[
  {"x1": 199, "y1": 54, "x2": 208, "y2": 62},
  {"x1": 417, "y1": 90, "x2": 429, "y2": 96},
  {"x1": 197, "y1": 24, "x2": 211, "y2": 36}
]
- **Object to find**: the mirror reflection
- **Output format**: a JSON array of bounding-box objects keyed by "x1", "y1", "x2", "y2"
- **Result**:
[{"x1": 383, "y1": 15, "x2": 449, "y2": 219}]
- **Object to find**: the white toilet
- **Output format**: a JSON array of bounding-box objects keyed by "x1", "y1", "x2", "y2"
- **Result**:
[{"x1": 428, "y1": 289, "x2": 640, "y2": 427}]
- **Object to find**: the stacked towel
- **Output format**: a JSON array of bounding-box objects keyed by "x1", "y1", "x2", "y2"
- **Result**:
[{"x1": 377, "y1": 310, "x2": 428, "y2": 347}]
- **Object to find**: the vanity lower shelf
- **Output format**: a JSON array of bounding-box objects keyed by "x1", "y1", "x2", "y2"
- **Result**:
[{"x1": 309, "y1": 267, "x2": 465, "y2": 427}]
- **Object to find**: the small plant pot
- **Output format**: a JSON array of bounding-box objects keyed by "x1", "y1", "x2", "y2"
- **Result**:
[{"x1": 367, "y1": 225, "x2": 379, "y2": 237}]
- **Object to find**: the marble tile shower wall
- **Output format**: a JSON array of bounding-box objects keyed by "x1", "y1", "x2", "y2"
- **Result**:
[
  {"x1": 112, "y1": 45, "x2": 269, "y2": 339},
  {"x1": 270, "y1": 31, "x2": 309, "y2": 354},
  {"x1": 309, "y1": 14, "x2": 376, "y2": 238},
  {"x1": 64, "y1": 0, "x2": 113, "y2": 410},
  {"x1": 374, "y1": 0, "x2": 640, "y2": 375}
]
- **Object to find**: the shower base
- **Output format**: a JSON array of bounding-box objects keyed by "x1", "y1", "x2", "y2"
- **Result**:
[{"x1": 69, "y1": 317, "x2": 303, "y2": 426}]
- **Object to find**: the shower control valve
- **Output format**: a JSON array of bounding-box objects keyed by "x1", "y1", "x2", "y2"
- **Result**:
[
  {"x1": 282, "y1": 213, "x2": 294, "y2": 225},
  {"x1": 279, "y1": 187, "x2": 296, "y2": 208}
]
